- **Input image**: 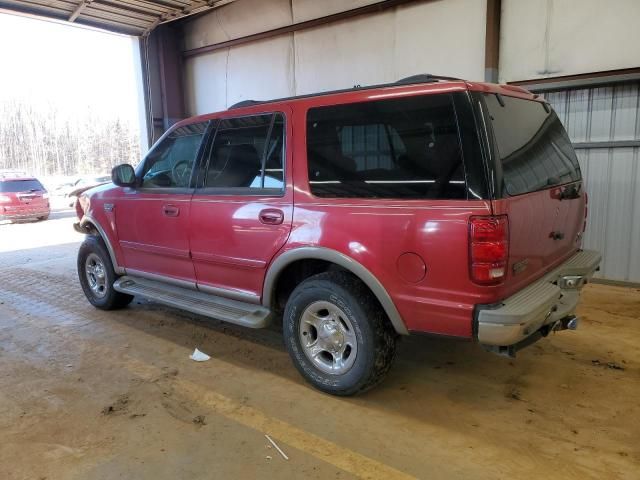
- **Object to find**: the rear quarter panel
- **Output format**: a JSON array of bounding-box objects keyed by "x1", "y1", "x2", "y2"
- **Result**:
[
  {"x1": 285, "y1": 92, "x2": 497, "y2": 338},
  {"x1": 285, "y1": 198, "x2": 493, "y2": 337}
]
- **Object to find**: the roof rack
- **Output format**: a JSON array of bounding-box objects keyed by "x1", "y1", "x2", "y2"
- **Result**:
[
  {"x1": 228, "y1": 73, "x2": 464, "y2": 110},
  {"x1": 228, "y1": 100, "x2": 262, "y2": 109},
  {"x1": 395, "y1": 74, "x2": 463, "y2": 84}
]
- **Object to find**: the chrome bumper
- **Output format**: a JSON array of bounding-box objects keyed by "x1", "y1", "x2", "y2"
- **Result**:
[{"x1": 476, "y1": 250, "x2": 601, "y2": 347}]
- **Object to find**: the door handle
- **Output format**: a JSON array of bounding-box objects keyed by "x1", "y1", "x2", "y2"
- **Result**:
[
  {"x1": 163, "y1": 204, "x2": 180, "y2": 217},
  {"x1": 259, "y1": 208, "x2": 284, "y2": 225}
]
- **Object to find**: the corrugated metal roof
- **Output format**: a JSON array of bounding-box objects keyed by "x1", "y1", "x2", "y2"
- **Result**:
[{"x1": 0, "y1": 0, "x2": 235, "y2": 36}]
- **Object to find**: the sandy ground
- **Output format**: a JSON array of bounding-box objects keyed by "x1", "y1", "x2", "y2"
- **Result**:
[{"x1": 0, "y1": 212, "x2": 638, "y2": 480}]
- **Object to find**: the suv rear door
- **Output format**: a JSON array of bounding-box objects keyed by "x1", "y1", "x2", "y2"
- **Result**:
[
  {"x1": 189, "y1": 110, "x2": 293, "y2": 302},
  {"x1": 479, "y1": 92, "x2": 586, "y2": 295},
  {"x1": 114, "y1": 122, "x2": 207, "y2": 284}
]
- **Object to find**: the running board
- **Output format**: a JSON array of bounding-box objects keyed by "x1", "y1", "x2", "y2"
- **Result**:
[{"x1": 113, "y1": 276, "x2": 271, "y2": 328}]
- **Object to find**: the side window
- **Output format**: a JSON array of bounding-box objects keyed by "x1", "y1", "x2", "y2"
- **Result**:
[
  {"x1": 306, "y1": 94, "x2": 466, "y2": 199},
  {"x1": 262, "y1": 114, "x2": 285, "y2": 189},
  {"x1": 141, "y1": 122, "x2": 207, "y2": 189},
  {"x1": 339, "y1": 124, "x2": 407, "y2": 171},
  {"x1": 201, "y1": 113, "x2": 285, "y2": 192}
]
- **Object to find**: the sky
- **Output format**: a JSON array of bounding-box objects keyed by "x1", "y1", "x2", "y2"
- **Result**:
[{"x1": 0, "y1": 12, "x2": 140, "y2": 125}]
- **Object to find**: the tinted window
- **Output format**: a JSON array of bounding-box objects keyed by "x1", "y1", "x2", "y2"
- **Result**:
[
  {"x1": 141, "y1": 122, "x2": 207, "y2": 189},
  {"x1": 262, "y1": 114, "x2": 285, "y2": 189},
  {"x1": 484, "y1": 94, "x2": 581, "y2": 196},
  {"x1": 0, "y1": 179, "x2": 45, "y2": 192},
  {"x1": 306, "y1": 94, "x2": 466, "y2": 199},
  {"x1": 201, "y1": 113, "x2": 285, "y2": 191}
]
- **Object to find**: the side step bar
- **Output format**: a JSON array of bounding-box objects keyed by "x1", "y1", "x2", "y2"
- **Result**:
[{"x1": 113, "y1": 276, "x2": 271, "y2": 328}]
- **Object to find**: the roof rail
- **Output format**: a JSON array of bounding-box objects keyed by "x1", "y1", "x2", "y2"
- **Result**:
[
  {"x1": 228, "y1": 100, "x2": 262, "y2": 109},
  {"x1": 225, "y1": 74, "x2": 465, "y2": 110},
  {"x1": 395, "y1": 74, "x2": 463, "y2": 85}
]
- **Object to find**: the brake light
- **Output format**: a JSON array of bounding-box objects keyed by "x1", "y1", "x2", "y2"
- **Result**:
[
  {"x1": 469, "y1": 215, "x2": 509, "y2": 285},
  {"x1": 0, "y1": 195, "x2": 11, "y2": 203}
]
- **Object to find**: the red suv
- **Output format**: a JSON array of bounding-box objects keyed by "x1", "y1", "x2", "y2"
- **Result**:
[
  {"x1": 74, "y1": 75, "x2": 600, "y2": 395},
  {"x1": 0, "y1": 173, "x2": 50, "y2": 222}
]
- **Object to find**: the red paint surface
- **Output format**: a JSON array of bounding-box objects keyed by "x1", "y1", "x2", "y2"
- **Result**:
[{"x1": 397, "y1": 253, "x2": 427, "y2": 284}]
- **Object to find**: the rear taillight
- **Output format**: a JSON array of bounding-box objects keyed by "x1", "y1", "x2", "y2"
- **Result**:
[
  {"x1": 0, "y1": 195, "x2": 11, "y2": 203},
  {"x1": 469, "y1": 215, "x2": 509, "y2": 285}
]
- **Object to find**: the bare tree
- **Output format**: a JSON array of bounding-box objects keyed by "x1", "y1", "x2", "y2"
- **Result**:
[{"x1": 0, "y1": 100, "x2": 140, "y2": 176}]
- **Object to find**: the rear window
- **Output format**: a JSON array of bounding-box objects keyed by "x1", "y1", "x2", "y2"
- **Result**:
[
  {"x1": 0, "y1": 179, "x2": 45, "y2": 193},
  {"x1": 306, "y1": 94, "x2": 466, "y2": 199},
  {"x1": 484, "y1": 94, "x2": 581, "y2": 196}
]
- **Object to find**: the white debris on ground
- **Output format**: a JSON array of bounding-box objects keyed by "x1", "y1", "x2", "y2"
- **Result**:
[{"x1": 189, "y1": 348, "x2": 211, "y2": 362}]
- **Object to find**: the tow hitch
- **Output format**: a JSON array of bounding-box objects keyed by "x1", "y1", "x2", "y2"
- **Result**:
[{"x1": 485, "y1": 315, "x2": 580, "y2": 358}]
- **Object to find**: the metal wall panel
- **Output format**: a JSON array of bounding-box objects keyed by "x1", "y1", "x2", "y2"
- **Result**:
[
  {"x1": 182, "y1": 0, "x2": 488, "y2": 115},
  {"x1": 544, "y1": 83, "x2": 640, "y2": 283},
  {"x1": 500, "y1": 0, "x2": 640, "y2": 83}
]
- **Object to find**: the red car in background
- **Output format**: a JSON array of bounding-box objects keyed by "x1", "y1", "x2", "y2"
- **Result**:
[{"x1": 0, "y1": 174, "x2": 51, "y2": 222}]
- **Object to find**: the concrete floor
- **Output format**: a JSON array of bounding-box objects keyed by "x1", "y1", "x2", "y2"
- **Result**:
[{"x1": 0, "y1": 212, "x2": 638, "y2": 480}]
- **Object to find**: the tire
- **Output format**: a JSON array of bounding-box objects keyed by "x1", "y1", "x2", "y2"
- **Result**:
[
  {"x1": 37, "y1": 215, "x2": 49, "y2": 221},
  {"x1": 283, "y1": 271, "x2": 397, "y2": 396},
  {"x1": 77, "y1": 235, "x2": 133, "y2": 310}
]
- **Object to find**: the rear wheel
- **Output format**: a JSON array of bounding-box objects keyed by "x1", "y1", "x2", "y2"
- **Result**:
[
  {"x1": 77, "y1": 236, "x2": 133, "y2": 310},
  {"x1": 283, "y1": 271, "x2": 397, "y2": 396}
]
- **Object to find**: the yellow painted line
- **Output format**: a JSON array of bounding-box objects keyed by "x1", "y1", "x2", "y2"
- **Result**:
[{"x1": 123, "y1": 358, "x2": 416, "y2": 480}]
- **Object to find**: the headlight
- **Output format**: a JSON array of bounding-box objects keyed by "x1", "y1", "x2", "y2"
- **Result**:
[{"x1": 0, "y1": 195, "x2": 11, "y2": 203}]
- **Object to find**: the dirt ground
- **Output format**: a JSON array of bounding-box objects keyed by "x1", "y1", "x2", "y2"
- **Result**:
[{"x1": 0, "y1": 211, "x2": 638, "y2": 480}]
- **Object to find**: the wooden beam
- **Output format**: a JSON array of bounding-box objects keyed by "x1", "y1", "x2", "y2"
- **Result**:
[
  {"x1": 484, "y1": 0, "x2": 501, "y2": 82},
  {"x1": 69, "y1": 0, "x2": 93, "y2": 22}
]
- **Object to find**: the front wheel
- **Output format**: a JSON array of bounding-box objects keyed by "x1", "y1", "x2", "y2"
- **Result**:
[
  {"x1": 77, "y1": 236, "x2": 133, "y2": 310},
  {"x1": 283, "y1": 272, "x2": 397, "y2": 396}
]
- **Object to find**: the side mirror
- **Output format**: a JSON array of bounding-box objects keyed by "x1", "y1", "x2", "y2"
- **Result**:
[{"x1": 112, "y1": 164, "x2": 136, "y2": 187}]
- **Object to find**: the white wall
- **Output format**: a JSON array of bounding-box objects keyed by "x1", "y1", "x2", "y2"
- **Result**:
[
  {"x1": 183, "y1": 0, "x2": 487, "y2": 116},
  {"x1": 500, "y1": 0, "x2": 640, "y2": 83}
]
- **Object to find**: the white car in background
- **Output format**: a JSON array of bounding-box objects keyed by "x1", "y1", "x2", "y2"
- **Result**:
[{"x1": 58, "y1": 175, "x2": 112, "y2": 207}]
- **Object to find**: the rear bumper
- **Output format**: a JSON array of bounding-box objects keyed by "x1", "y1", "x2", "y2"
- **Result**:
[
  {"x1": 0, "y1": 206, "x2": 50, "y2": 221},
  {"x1": 476, "y1": 250, "x2": 601, "y2": 347}
]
